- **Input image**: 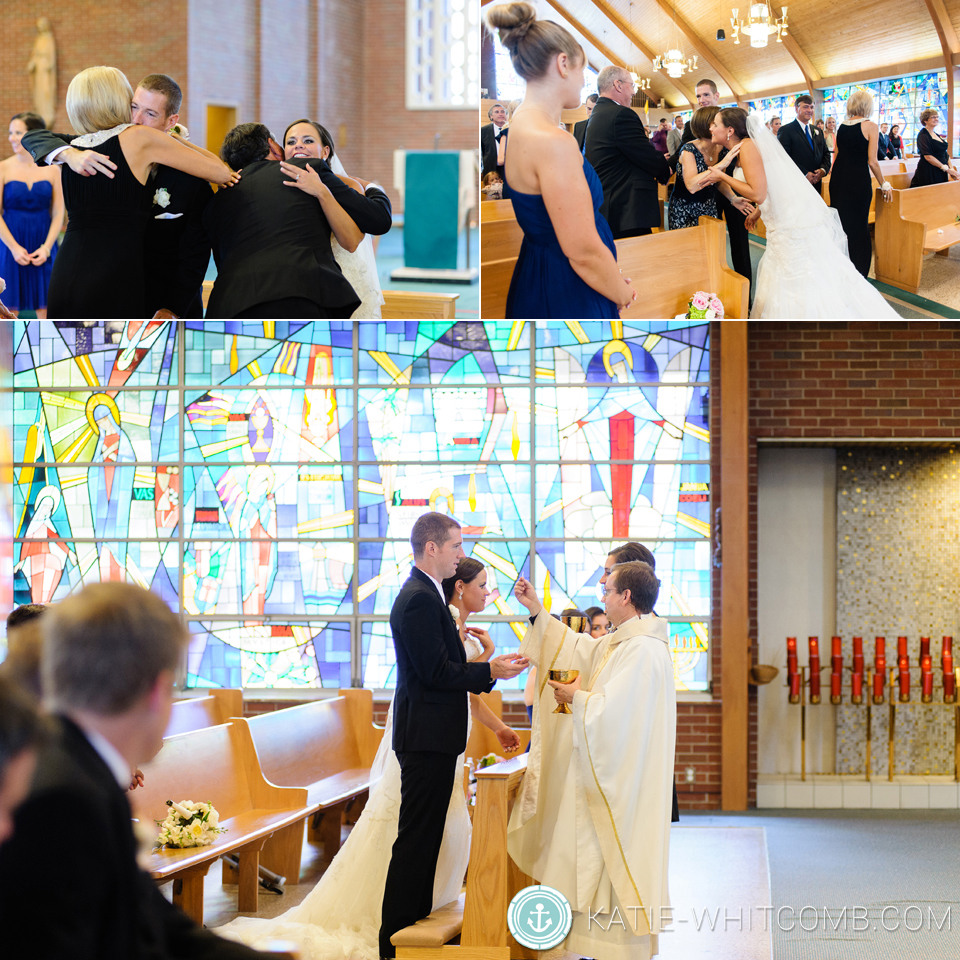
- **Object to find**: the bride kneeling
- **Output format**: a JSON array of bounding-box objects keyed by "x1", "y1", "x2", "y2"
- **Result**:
[
  {"x1": 215, "y1": 557, "x2": 520, "y2": 960},
  {"x1": 700, "y1": 107, "x2": 898, "y2": 319}
]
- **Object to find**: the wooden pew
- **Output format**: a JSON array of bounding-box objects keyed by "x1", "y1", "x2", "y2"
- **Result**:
[
  {"x1": 481, "y1": 199, "x2": 515, "y2": 222},
  {"x1": 874, "y1": 180, "x2": 960, "y2": 293},
  {"x1": 392, "y1": 754, "x2": 533, "y2": 960},
  {"x1": 480, "y1": 216, "x2": 747, "y2": 319},
  {"x1": 131, "y1": 721, "x2": 310, "y2": 925},
  {"x1": 199, "y1": 282, "x2": 457, "y2": 319},
  {"x1": 238, "y1": 689, "x2": 384, "y2": 882},
  {"x1": 165, "y1": 688, "x2": 243, "y2": 737}
]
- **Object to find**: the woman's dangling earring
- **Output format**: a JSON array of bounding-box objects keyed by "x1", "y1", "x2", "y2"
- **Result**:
[{"x1": 458, "y1": 589, "x2": 463, "y2": 600}]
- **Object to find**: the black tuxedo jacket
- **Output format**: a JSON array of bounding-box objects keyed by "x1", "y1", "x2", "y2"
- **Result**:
[
  {"x1": 777, "y1": 119, "x2": 831, "y2": 191},
  {"x1": 202, "y1": 157, "x2": 392, "y2": 318},
  {"x1": 481, "y1": 122, "x2": 504, "y2": 177},
  {"x1": 0, "y1": 716, "x2": 263, "y2": 959},
  {"x1": 877, "y1": 132, "x2": 892, "y2": 160},
  {"x1": 390, "y1": 567, "x2": 495, "y2": 755},
  {"x1": 584, "y1": 97, "x2": 670, "y2": 238},
  {"x1": 22, "y1": 128, "x2": 214, "y2": 317},
  {"x1": 573, "y1": 118, "x2": 589, "y2": 151}
]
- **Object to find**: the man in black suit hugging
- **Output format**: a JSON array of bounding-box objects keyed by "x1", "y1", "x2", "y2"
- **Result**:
[
  {"x1": 204, "y1": 122, "x2": 392, "y2": 318},
  {"x1": 777, "y1": 94, "x2": 831, "y2": 194},
  {"x1": 379, "y1": 514, "x2": 528, "y2": 959},
  {"x1": 585, "y1": 65, "x2": 670, "y2": 239},
  {"x1": 0, "y1": 583, "x2": 275, "y2": 959}
]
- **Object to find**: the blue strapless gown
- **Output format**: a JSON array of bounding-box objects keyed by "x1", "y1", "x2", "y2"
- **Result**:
[
  {"x1": 0, "y1": 180, "x2": 58, "y2": 311},
  {"x1": 505, "y1": 159, "x2": 618, "y2": 319}
]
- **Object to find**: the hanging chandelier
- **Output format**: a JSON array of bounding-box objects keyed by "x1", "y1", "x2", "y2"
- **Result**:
[
  {"x1": 652, "y1": 49, "x2": 698, "y2": 79},
  {"x1": 629, "y1": 73, "x2": 652, "y2": 93},
  {"x1": 730, "y1": 4, "x2": 788, "y2": 48}
]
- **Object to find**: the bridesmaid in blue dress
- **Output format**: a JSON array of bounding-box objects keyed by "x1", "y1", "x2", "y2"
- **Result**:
[
  {"x1": 487, "y1": 2, "x2": 636, "y2": 319},
  {"x1": 0, "y1": 113, "x2": 63, "y2": 317}
]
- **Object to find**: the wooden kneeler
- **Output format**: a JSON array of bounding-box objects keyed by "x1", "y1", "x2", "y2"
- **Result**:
[{"x1": 392, "y1": 755, "x2": 535, "y2": 960}]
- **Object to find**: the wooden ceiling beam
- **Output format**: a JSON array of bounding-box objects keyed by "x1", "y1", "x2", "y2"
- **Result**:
[
  {"x1": 540, "y1": 0, "x2": 694, "y2": 107},
  {"x1": 922, "y1": 0, "x2": 959, "y2": 155},
  {"x1": 645, "y1": 0, "x2": 748, "y2": 107},
  {"x1": 584, "y1": 0, "x2": 696, "y2": 103},
  {"x1": 812, "y1": 55, "x2": 944, "y2": 92}
]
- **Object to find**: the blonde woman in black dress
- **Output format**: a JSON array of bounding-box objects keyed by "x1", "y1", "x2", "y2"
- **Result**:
[
  {"x1": 828, "y1": 88, "x2": 893, "y2": 277},
  {"x1": 47, "y1": 66, "x2": 236, "y2": 318}
]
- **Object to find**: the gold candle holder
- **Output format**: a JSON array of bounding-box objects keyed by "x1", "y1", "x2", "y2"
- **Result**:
[{"x1": 548, "y1": 669, "x2": 580, "y2": 714}]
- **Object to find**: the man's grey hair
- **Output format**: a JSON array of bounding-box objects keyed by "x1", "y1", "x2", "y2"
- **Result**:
[
  {"x1": 597, "y1": 65, "x2": 631, "y2": 94},
  {"x1": 487, "y1": 102, "x2": 505, "y2": 119},
  {"x1": 43, "y1": 583, "x2": 187, "y2": 715}
]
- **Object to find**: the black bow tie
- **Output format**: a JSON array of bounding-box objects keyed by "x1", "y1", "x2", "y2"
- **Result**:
[{"x1": 495, "y1": 127, "x2": 505, "y2": 139}]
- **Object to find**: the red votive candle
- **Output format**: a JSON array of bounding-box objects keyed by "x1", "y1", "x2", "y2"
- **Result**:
[
  {"x1": 897, "y1": 636, "x2": 908, "y2": 660},
  {"x1": 851, "y1": 672, "x2": 863, "y2": 702},
  {"x1": 876, "y1": 636, "x2": 885, "y2": 658},
  {"x1": 873, "y1": 665, "x2": 886, "y2": 702},
  {"x1": 789, "y1": 672, "x2": 801, "y2": 702},
  {"x1": 830, "y1": 672, "x2": 842, "y2": 703},
  {"x1": 809, "y1": 637, "x2": 821, "y2": 703},
  {"x1": 920, "y1": 637, "x2": 930, "y2": 660},
  {"x1": 921, "y1": 654, "x2": 933, "y2": 702},
  {"x1": 944, "y1": 650, "x2": 956, "y2": 702},
  {"x1": 832, "y1": 636, "x2": 842, "y2": 658},
  {"x1": 786, "y1": 637, "x2": 798, "y2": 675},
  {"x1": 898, "y1": 655, "x2": 910, "y2": 702},
  {"x1": 853, "y1": 636, "x2": 864, "y2": 673}
]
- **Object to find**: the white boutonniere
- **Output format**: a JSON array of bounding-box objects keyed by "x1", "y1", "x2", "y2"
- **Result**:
[
  {"x1": 171, "y1": 123, "x2": 190, "y2": 140},
  {"x1": 448, "y1": 603, "x2": 461, "y2": 625},
  {"x1": 154, "y1": 187, "x2": 171, "y2": 208}
]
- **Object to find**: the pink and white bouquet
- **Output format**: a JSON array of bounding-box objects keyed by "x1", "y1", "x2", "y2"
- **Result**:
[
  {"x1": 677, "y1": 291, "x2": 724, "y2": 320},
  {"x1": 155, "y1": 799, "x2": 226, "y2": 848}
]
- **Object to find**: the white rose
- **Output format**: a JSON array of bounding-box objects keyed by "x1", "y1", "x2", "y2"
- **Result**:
[
  {"x1": 154, "y1": 187, "x2": 172, "y2": 209},
  {"x1": 206, "y1": 808, "x2": 219, "y2": 827}
]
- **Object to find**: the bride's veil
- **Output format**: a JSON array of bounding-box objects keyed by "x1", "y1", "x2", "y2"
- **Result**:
[
  {"x1": 745, "y1": 112, "x2": 848, "y2": 256},
  {"x1": 328, "y1": 150, "x2": 386, "y2": 307}
]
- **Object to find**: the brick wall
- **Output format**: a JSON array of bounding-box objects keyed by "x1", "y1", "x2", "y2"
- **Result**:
[{"x1": 1, "y1": 2, "x2": 188, "y2": 150}]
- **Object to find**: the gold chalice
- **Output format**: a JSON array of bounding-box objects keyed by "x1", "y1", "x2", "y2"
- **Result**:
[
  {"x1": 549, "y1": 669, "x2": 580, "y2": 714},
  {"x1": 560, "y1": 614, "x2": 590, "y2": 635}
]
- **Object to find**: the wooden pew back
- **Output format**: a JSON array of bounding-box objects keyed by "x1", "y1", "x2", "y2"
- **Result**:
[
  {"x1": 894, "y1": 179, "x2": 960, "y2": 228},
  {"x1": 480, "y1": 199, "x2": 515, "y2": 221},
  {"x1": 165, "y1": 697, "x2": 221, "y2": 737},
  {"x1": 481, "y1": 218, "x2": 524, "y2": 262}
]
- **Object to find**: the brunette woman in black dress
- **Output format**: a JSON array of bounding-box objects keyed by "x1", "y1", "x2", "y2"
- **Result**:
[
  {"x1": 47, "y1": 66, "x2": 236, "y2": 318},
  {"x1": 911, "y1": 108, "x2": 959, "y2": 188},
  {"x1": 828, "y1": 88, "x2": 894, "y2": 277}
]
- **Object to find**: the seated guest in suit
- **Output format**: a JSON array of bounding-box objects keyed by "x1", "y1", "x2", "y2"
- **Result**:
[
  {"x1": 481, "y1": 102, "x2": 507, "y2": 177},
  {"x1": 888, "y1": 123, "x2": 904, "y2": 159},
  {"x1": 777, "y1": 95, "x2": 831, "y2": 194},
  {"x1": 0, "y1": 676, "x2": 48, "y2": 846},
  {"x1": 21, "y1": 73, "x2": 217, "y2": 318},
  {"x1": 0, "y1": 584, "x2": 274, "y2": 958},
  {"x1": 203, "y1": 122, "x2": 392, "y2": 318},
  {"x1": 585, "y1": 65, "x2": 670, "y2": 238},
  {"x1": 572, "y1": 93, "x2": 598, "y2": 151},
  {"x1": 910, "y1": 109, "x2": 958, "y2": 187}
]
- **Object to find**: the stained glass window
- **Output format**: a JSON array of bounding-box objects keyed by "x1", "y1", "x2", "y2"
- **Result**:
[
  {"x1": 10, "y1": 321, "x2": 711, "y2": 692},
  {"x1": 747, "y1": 93, "x2": 806, "y2": 128}
]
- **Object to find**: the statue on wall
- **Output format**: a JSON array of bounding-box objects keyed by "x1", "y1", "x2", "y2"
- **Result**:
[{"x1": 28, "y1": 17, "x2": 57, "y2": 130}]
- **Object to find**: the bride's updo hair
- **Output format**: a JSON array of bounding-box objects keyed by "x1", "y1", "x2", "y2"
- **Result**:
[
  {"x1": 442, "y1": 557, "x2": 485, "y2": 603},
  {"x1": 718, "y1": 107, "x2": 749, "y2": 140},
  {"x1": 282, "y1": 118, "x2": 336, "y2": 159},
  {"x1": 486, "y1": 2, "x2": 583, "y2": 82}
]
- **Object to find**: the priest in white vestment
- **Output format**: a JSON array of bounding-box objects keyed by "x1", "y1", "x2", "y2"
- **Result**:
[{"x1": 509, "y1": 561, "x2": 676, "y2": 960}]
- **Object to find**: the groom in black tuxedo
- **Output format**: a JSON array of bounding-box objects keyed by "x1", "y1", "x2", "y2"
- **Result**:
[
  {"x1": 0, "y1": 583, "x2": 274, "y2": 959},
  {"x1": 379, "y1": 514, "x2": 528, "y2": 959},
  {"x1": 777, "y1": 94, "x2": 831, "y2": 194},
  {"x1": 203, "y1": 122, "x2": 392, "y2": 317}
]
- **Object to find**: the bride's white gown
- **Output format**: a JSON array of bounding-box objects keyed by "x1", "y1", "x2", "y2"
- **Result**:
[
  {"x1": 744, "y1": 114, "x2": 899, "y2": 319},
  {"x1": 214, "y1": 636, "x2": 482, "y2": 960}
]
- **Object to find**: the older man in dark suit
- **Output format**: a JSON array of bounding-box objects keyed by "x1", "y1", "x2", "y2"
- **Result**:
[
  {"x1": 0, "y1": 584, "x2": 276, "y2": 959},
  {"x1": 481, "y1": 102, "x2": 508, "y2": 177},
  {"x1": 203, "y1": 122, "x2": 392, "y2": 318},
  {"x1": 379, "y1": 513, "x2": 528, "y2": 959},
  {"x1": 585, "y1": 66, "x2": 670, "y2": 239},
  {"x1": 777, "y1": 94, "x2": 831, "y2": 194}
]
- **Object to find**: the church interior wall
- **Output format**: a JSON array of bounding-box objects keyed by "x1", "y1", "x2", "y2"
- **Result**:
[
  {"x1": 2, "y1": 1, "x2": 189, "y2": 140},
  {"x1": 757, "y1": 446, "x2": 837, "y2": 776},
  {"x1": 259, "y1": 0, "x2": 313, "y2": 153}
]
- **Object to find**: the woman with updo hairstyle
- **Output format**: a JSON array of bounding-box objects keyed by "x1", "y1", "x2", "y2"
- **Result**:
[
  {"x1": 281, "y1": 117, "x2": 385, "y2": 319},
  {"x1": 698, "y1": 106, "x2": 897, "y2": 318},
  {"x1": 486, "y1": 2, "x2": 636, "y2": 318},
  {"x1": 911, "y1": 107, "x2": 958, "y2": 187}
]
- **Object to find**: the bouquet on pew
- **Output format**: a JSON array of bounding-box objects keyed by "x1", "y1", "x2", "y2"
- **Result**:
[
  {"x1": 155, "y1": 799, "x2": 227, "y2": 848},
  {"x1": 676, "y1": 290, "x2": 724, "y2": 320}
]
